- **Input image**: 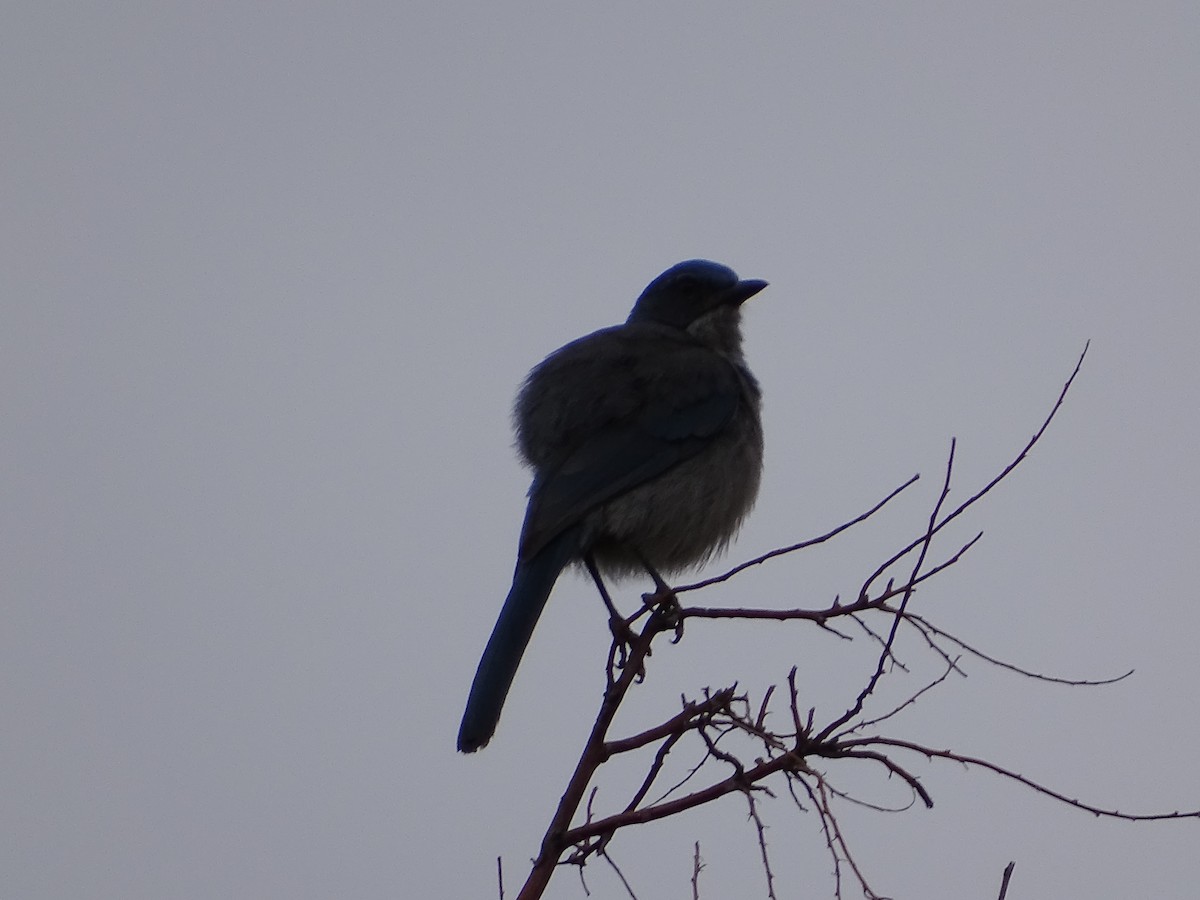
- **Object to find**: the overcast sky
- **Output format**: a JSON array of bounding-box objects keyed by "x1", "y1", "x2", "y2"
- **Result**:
[{"x1": 3, "y1": 3, "x2": 1198, "y2": 898}]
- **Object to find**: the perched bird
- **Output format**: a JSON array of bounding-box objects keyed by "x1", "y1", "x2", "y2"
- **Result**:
[{"x1": 457, "y1": 260, "x2": 767, "y2": 753}]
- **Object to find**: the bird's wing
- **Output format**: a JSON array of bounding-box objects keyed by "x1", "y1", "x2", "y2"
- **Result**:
[{"x1": 517, "y1": 334, "x2": 741, "y2": 560}]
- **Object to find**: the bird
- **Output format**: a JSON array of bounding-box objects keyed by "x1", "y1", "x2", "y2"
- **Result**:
[{"x1": 457, "y1": 259, "x2": 767, "y2": 753}]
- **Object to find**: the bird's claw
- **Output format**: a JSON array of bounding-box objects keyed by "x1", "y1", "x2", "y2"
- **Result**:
[
  {"x1": 606, "y1": 614, "x2": 649, "y2": 684},
  {"x1": 641, "y1": 586, "x2": 684, "y2": 642},
  {"x1": 608, "y1": 614, "x2": 638, "y2": 661}
]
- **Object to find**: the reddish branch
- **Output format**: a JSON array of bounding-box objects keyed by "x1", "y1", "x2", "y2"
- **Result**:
[{"x1": 506, "y1": 343, "x2": 1197, "y2": 900}]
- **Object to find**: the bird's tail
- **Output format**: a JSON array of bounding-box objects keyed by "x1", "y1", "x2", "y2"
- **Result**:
[{"x1": 457, "y1": 529, "x2": 579, "y2": 752}]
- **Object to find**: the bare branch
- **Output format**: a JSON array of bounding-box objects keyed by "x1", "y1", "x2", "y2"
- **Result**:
[
  {"x1": 745, "y1": 790, "x2": 777, "y2": 900},
  {"x1": 845, "y1": 657, "x2": 962, "y2": 734},
  {"x1": 840, "y1": 735, "x2": 1200, "y2": 821},
  {"x1": 599, "y1": 850, "x2": 637, "y2": 899},
  {"x1": 898, "y1": 610, "x2": 1134, "y2": 686},
  {"x1": 620, "y1": 730, "x2": 683, "y2": 816},
  {"x1": 997, "y1": 861, "x2": 1016, "y2": 900},
  {"x1": 858, "y1": 342, "x2": 1089, "y2": 602},
  {"x1": 816, "y1": 438, "x2": 959, "y2": 743},
  {"x1": 606, "y1": 689, "x2": 736, "y2": 755},
  {"x1": 675, "y1": 474, "x2": 920, "y2": 593},
  {"x1": 824, "y1": 778, "x2": 919, "y2": 814},
  {"x1": 562, "y1": 754, "x2": 795, "y2": 846},
  {"x1": 814, "y1": 778, "x2": 883, "y2": 899},
  {"x1": 832, "y1": 748, "x2": 934, "y2": 809},
  {"x1": 508, "y1": 345, "x2": 1191, "y2": 900}
]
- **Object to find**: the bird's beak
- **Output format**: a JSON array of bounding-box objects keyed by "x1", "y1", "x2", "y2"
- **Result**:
[{"x1": 724, "y1": 278, "x2": 769, "y2": 306}]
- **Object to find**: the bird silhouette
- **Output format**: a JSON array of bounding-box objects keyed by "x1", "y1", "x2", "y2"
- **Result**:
[{"x1": 457, "y1": 260, "x2": 767, "y2": 752}]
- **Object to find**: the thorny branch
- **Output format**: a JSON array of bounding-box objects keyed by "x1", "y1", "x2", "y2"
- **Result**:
[{"x1": 510, "y1": 344, "x2": 1199, "y2": 900}]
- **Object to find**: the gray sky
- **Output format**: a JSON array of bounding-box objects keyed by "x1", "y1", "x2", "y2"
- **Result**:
[{"x1": 4, "y1": 3, "x2": 1198, "y2": 898}]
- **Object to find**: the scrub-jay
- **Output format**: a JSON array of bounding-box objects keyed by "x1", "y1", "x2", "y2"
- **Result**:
[{"x1": 457, "y1": 260, "x2": 767, "y2": 753}]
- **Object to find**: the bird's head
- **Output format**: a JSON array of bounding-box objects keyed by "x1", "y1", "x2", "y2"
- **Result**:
[{"x1": 627, "y1": 259, "x2": 768, "y2": 354}]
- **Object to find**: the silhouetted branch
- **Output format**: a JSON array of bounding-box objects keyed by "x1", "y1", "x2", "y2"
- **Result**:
[
  {"x1": 509, "y1": 344, "x2": 1195, "y2": 899},
  {"x1": 856, "y1": 341, "x2": 1090, "y2": 603},
  {"x1": 838, "y1": 735, "x2": 1200, "y2": 822},
  {"x1": 741, "y1": 788, "x2": 778, "y2": 900},
  {"x1": 817, "y1": 435, "x2": 958, "y2": 743},
  {"x1": 997, "y1": 861, "x2": 1016, "y2": 900},
  {"x1": 896, "y1": 609, "x2": 1134, "y2": 686},
  {"x1": 675, "y1": 473, "x2": 921, "y2": 593},
  {"x1": 846, "y1": 656, "x2": 961, "y2": 734}
]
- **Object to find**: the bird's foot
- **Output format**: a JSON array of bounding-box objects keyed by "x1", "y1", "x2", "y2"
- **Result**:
[
  {"x1": 641, "y1": 585, "x2": 685, "y2": 643},
  {"x1": 608, "y1": 613, "x2": 639, "y2": 660},
  {"x1": 606, "y1": 613, "x2": 649, "y2": 685}
]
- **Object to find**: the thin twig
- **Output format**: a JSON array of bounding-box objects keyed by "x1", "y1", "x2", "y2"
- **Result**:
[
  {"x1": 824, "y1": 779, "x2": 919, "y2": 814},
  {"x1": 846, "y1": 657, "x2": 962, "y2": 734},
  {"x1": 606, "y1": 690, "x2": 736, "y2": 754},
  {"x1": 831, "y1": 748, "x2": 935, "y2": 809},
  {"x1": 621, "y1": 731, "x2": 684, "y2": 814},
  {"x1": 675, "y1": 474, "x2": 920, "y2": 593},
  {"x1": 816, "y1": 439, "x2": 958, "y2": 743},
  {"x1": 745, "y1": 790, "x2": 778, "y2": 900},
  {"x1": 899, "y1": 610, "x2": 1134, "y2": 686},
  {"x1": 997, "y1": 861, "x2": 1016, "y2": 900},
  {"x1": 859, "y1": 343, "x2": 1088, "y2": 602},
  {"x1": 599, "y1": 849, "x2": 638, "y2": 899},
  {"x1": 815, "y1": 778, "x2": 881, "y2": 899},
  {"x1": 840, "y1": 735, "x2": 1200, "y2": 821}
]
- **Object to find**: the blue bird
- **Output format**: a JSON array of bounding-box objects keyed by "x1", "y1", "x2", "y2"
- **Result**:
[{"x1": 457, "y1": 260, "x2": 767, "y2": 752}]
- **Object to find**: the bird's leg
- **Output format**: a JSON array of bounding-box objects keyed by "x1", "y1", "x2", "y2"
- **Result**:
[
  {"x1": 584, "y1": 554, "x2": 639, "y2": 673},
  {"x1": 630, "y1": 550, "x2": 684, "y2": 642},
  {"x1": 584, "y1": 553, "x2": 624, "y2": 620}
]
